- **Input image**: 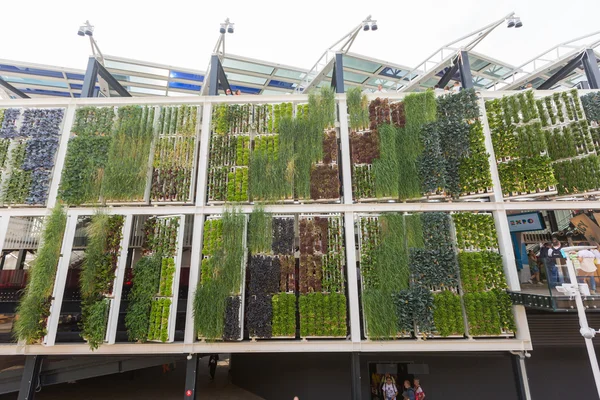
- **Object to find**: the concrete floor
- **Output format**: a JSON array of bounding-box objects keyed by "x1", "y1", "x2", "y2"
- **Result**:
[{"x1": 0, "y1": 359, "x2": 264, "y2": 400}]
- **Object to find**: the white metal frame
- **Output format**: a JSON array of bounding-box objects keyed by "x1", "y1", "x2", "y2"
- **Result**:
[{"x1": 8, "y1": 89, "x2": 600, "y2": 354}]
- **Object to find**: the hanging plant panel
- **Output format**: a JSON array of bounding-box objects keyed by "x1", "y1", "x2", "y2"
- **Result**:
[
  {"x1": 151, "y1": 105, "x2": 198, "y2": 203},
  {"x1": 194, "y1": 211, "x2": 247, "y2": 341},
  {"x1": 0, "y1": 108, "x2": 65, "y2": 206}
]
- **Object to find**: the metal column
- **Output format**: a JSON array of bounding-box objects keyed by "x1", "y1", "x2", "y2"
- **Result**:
[
  {"x1": 583, "y1": 49, "x2": 600, "y2": 90},
  {"x1": 183, "y1": 354, "x2": 199, "y2": 399},
  {"x1": 511, "y1": 353, "x2": 532, "y2": 400},
  {"x1": 333, "y1": 52, "x2": 345, "y2": 94},
  {"x1": 458, "y1": 51, "x2": 474, "y2": 89},
  {"x1": 17, "y1": 355, "x2": 43, "y2": 400},
  {"x1": 81, "y1": 57, "x2": 100, "y2": 98},
  {"x1": 350, "y1": 352, "x2": 362, "y2": 400}
]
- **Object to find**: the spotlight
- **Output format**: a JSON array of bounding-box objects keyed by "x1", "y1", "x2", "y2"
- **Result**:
[
  {"x1": 220, "y1": 25, "x2": 226, "y2": 34},
  {"x1": 77, "y1": 26, "x2": 85, "y2": 36},
  {"x1": 228, "y1": 23, "x2": 234, "y2": 34},
  {"x1": 363, "y1": 24, "x2": 370, "y2": 31},
  {"x1": 507, "y1": 18, "x2": 515, "y2": 28},
  {"x1": 85, "y1": 28, "x2": 93, "y2": 36},
  {"x1": 515, "y1": 17, "x2": 523, "y2": 28},
  {"x1": 370, "y1": 21, "x2": 378, "y2": 31}
]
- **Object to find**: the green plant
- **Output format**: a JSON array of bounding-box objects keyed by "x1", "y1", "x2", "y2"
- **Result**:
[
  {"x1": 453, "y1": 213, "x2": 498, "y2": 250},
  {"x1": 272, "y1": 293, "x2": 296, "y2": 337},
  {"x1": 299, "y1": 293, "x2": 346, "y2": 337},
  {"x1": 102, "y1": 105, "x2": 155, "y2": 202},
  {"x1": 373, "y1": 124, "x2": 401, "y2": 197},
  {"x1": 248, "y1": 205, "x2": 272, "y2": 254},
  {"x1": 458, "y1": 120, "x2": 492, "y2": 194},
  {"x1": 347, "y1": 87, "x2": 369, "y2": 131},
  {"x1": 582, "y1": 91, "x2": 600, "y2": 122},
  {"x1": 125, "y1": 255, "x2": 162, "y2": 342},
  {"x1": 433, "y1": 290, "x2": 465, "y2": 337},
  {"x1": 14, "y1": 205, "x2": 67, "y2": 343},
  {"x1": 194, "y1": 210, "x2": 246, "y2": 340},
  {"x1": 80, "y1": 213, "x2": 124, "y2": 349}
]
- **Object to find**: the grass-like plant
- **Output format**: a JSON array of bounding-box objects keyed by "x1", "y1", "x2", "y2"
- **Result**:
[
  {"x1": 14, "y1": 205, "x2": 66, "y2": 343},
  {"x1": 248, "y1": 205, "x2": 272, "y2": 254},
  {"x1": 347, "y1": 87, "x2": 369, "y2": 131},
  {"x1": 373, "y1": 124, "x2": 400, "y2": 197},
  {"x1": 102, "y1": 106, "x2": 155, "y2": 201},
  {"x1": 80, "y1": 213, "x2": 124, "y2": 350},
  {"x1": 194, "y1": 210, "x2": 245, "y2": 340},
  {"x1": 125, "y1": 254, "x2": 161, "y2": 342}
]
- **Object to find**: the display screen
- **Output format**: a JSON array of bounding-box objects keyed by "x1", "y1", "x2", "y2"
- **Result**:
[{"x1": 507, "y1": 212, "x2": 545, "y2": 232}]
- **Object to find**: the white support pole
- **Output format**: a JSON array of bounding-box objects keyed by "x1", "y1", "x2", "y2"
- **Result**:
[
  {"x1": 478, "y1": 96, "x2": 503, "y2": 204},
  {"x1": 0, "y1": 216, "x2": 11, "y2": 255},
  {"x1": 106, "y1": 215, "x2": 133, "y2": 345},
  {"x1": 167, "y1": 215, "x2": 186, "y2": 343},
  {"x1": 337, "y1": 97, "x2": 353, "y2": 205},
  {"x1": 195, "y1": 102, "x2": 212, "y2": 207},
  {"x1": 344, "y1": 212, "x2": 361, "y2": 343},
  {"x1": 44, "y1": 213, "x2": 78, "y2": 346},
  {"x1": 47, "y1": 104, "x2": 76, "y2": 209},
  {"x1": 184, "y1": 213, "x2": 204, "y2": 344}
]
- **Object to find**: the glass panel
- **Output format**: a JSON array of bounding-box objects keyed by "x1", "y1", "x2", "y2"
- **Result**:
[
  {"x1": 168, "y1": 81, "x2": 201, "y2": 91},
  {"x1": 267, "y1": 79, "x2": 296, "y2": 89},
  {"x1": 229, "y1": 85, "x2": 261, "y2": 94},
  {"x1": 128, "y1": 86, "x2": 166, "y2": 96},
  {"x1": 0, "y1": 64, "x2": 63, "y2": 78},
  {"x1": 115, "y1": 75, "x2": 168, "y2": 87},
  {"x1": 104, "y1": 60, "x2": 169, "y2": 77},
  {"x1": 222, "y1": 58, "x2": 274, "y2": 74},
  {"x1": 469, "y1": 57, "x2": 490, "y2": 72},
  {"x1": 342, "y1": 55, "x2": 381, "y2": 73},
  {"x1": 379, "y1": 67, "x2": 408, "y2": 78},
  {"x1": 344, "y1": 70, "x2": 369, "y2": 84},
  {"x1": 1, "y1": 76, "x2": 68, "y2": 89},
  {"x1": 66, "y1": 72, "x2": 85, "y2": 81},
  {"x1": 21, "y1": 88, "x2": 71, "y2": 97},
  {"x1": 367, "y1": 77, "x2": 396, "y2": 88},
  {"x1": 482, "y1": 65, "x2": 512, "y2": 78},
  {"x1": 225, "y1": 72, "x2": 267, "y2": 85},
  {"x1": 274, "y1": 68, "x2": 306, "y2": 80},
  {"x1": 169, "y1": 70, "x2": 204, "y2": 82}
]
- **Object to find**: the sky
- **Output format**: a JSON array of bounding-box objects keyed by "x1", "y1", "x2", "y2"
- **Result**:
[{"x1": 2, "y1": 0, "x2": 600, "y2": 73}]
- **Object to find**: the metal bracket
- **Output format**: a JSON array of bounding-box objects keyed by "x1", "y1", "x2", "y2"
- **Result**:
[{"x1": 81, "y1": 56, "x2": 131, "y2": 98}]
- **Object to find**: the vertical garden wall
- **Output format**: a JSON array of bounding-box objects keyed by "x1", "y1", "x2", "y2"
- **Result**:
[
  {"x1": 125, "y1": 215, "x2": 183, "y2": 343},
  {"x1": 194, "y1": 211, "x2": 247, "y2": 341},
  {"x1": 0, "y1": 108, "x2": 64, "y2": 206},
  {"x1": 487, "y1": 89, "x2": 600, "y2": 198},
  {"x1": 58, "y1": 105, "x2": 198, "y2": 205},
  {"x1": 349, "y1": 88, "x2": 491, "y2": 202},
  {"x1": 358, "y1": 211, "x2": 514, "y2": 339},
  {"x1": 207, "y1": 87, "x2": 340, "y2": 203}
]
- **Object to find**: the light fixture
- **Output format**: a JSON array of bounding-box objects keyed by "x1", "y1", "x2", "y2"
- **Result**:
[
  {"x1": 363, "y1": 24, "x2": 370, "y2": 31},
  {"x1": 507, "y1": 18, "x2": 515, "y2": 28},
  {"x1": 514, "y1": 17, "x2": 523, "y2": 28},
  {"x1": 370, "y1": 20, "x2": 378, "y2": 31},
  {"x1": 77, "y1": 20, "x2": 94, "y2": 37},
  {"x1": 77, "y1": 26, "x2": 85, "y2": 36},
  {"x1": 220, "y1": 18, "x2": 234, "y2": 34}
]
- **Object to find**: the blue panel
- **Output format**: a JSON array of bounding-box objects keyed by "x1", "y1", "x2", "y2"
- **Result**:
[
  {"x1": 66, "y1": 72, "x2": 85, "y2": 81},
  {"x1": 230, "y1": 85, "x2": 261, "y2": 95},
  {"x1": 0, "y1": 64, "x2": 63, "y2": 78},
  {"x1": 170, "y1": 70, "x2": 204, "y2": 82},
  {"x1": 267, "y1": 79, "x2": 295, "y2": 89},
  {"x1": 70, "y1": 83, "x2": 100, "y2": 91},
  {"x1": 168, "y1": 81, "x2": 201, "y2": 91},
  {"x1": 21, "y1": 88, "x2": 71, "y2": 97}
]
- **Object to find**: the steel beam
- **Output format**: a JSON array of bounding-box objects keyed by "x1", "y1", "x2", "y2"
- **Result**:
[
  {"x1": 458, "y1": 51, "x2": 474, "y2": 89},
  {"x1": 438, "y1": 57, "x2": 459, "y2": 88},
  {"x1": 81, "y1": 57, "x2": 131, "y2": 98},
  {"x1": 538, "y1": 52, "x2": 585, "y2": 90},
  {"x1": 511, "y1": 352, "x2": 532, "y2": 400},
  {"x1": 81, "y1": 57, "x2": 100, "y2": 98},
  {"x1": 582, "y1": 49, "x2": 600, "y2": 89},
  {"x1": 183, "y1": 354, "x2": 199, "y2": 399},
  {"x1": 17, "y1": 356, "x2": 43, "y2": 400},
  {"x1": 333, "y1": 52, "x2": 345, "y2": 94},
  {"x1": 0, "y1": 77, "x2": 30, "y2": 99},
  {"x1": 208, "y1": 55, "x2": 232, "y2": 96}
]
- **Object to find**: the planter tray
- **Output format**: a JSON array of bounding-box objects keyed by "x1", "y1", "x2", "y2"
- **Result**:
[
  {"x1": 554, "y1": 190, "x2": 600, "y2": 200},
  {"x1": 301, "y1": 336, "x2": 347, "y2": 340},
  {"x1": 469, "y1": 332, "x2": 515, "y2": 339},
  {"x1": 103, "y1": 201, "x2": 150, "y2": 206},
  {"x1": 2, "y1": 203, "x2": 47, "y2": 208},
  {"x1": 250, "y1": 336, "x2": 296, "y2": 341},
  {"x1": 151, "y1": 201, "x2": 193, "y2": 206},
  {"x1": 504, "y1": 190, "x2": 558, "y2": 200},
  {"x1": 458, "y1": 192, "x2": 492, "y2": 201},
  {"x1": 364, "y1": 334, "x2": 413, "y2": 341}
]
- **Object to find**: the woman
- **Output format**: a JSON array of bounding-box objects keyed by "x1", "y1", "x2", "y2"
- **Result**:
[
  {"x1": 402, "y1": 380, "x2": 415, "y2": 400},
  {"x1": 381, "y1": 376, "x2": 398, "y2": 400}
]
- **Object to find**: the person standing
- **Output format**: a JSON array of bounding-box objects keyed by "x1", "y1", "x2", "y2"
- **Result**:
[
  {"x1": 208, "y1": 354, "x2": 219, "y2": 381},
  {"x1": 402, "y1": 380, "x2": 415, "y2": 400},
  {"x1": 547, "y1": 238, "x2": 566, "y2": 288},
  {"x1": 527, "y1": 250, "x2": 542, "y2": 284},
  {"x1": 381, "y1": 376, "x2": 398, "y2": 400},
  {"x1": 414, "y1": 378, "x2": 425, "y2": 400},
  {"x1": 577, "y1": 247, "x2": 597, "y2": 294},
  {"x1": 452, "y1": 81, "x2": 461, "y2": 93}
]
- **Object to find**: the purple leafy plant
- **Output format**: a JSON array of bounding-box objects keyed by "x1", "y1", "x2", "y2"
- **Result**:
[{"x1": 0, "y1": 109, "x2": 21, "y2": 139}]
